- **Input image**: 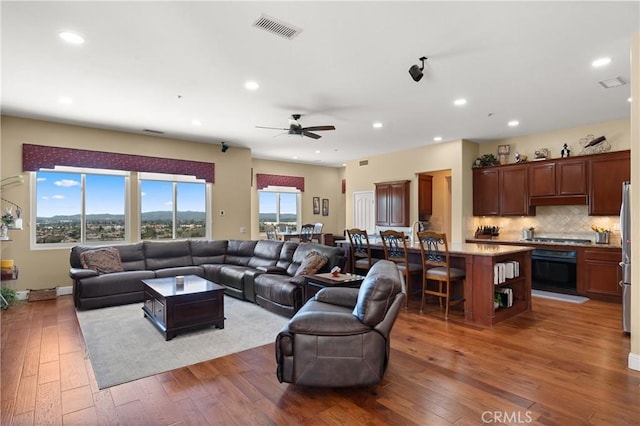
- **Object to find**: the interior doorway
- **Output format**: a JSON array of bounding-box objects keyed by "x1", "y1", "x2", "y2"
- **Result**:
[{"x1": 353, "y1": 191, "x2": 375, "y2": 234}]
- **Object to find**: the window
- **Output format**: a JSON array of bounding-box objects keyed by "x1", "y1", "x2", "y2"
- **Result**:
[
  {"x1": 258, "y1": 188, "x2": 300, "y2": 232},
  {"x1": 33, "y1": 169, "x2": 127, "y2": 245},
  {"x1": 140, "y1": 174, "x2": 207, "y2": 240}
]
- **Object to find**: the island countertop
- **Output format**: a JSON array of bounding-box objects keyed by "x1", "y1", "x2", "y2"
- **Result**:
[
  {"x1": 339, "y1": 240, "x2": 535, "y2": 257},
  {"x1": 338, "y1": 240, "x2": 533, "y2": 326}
]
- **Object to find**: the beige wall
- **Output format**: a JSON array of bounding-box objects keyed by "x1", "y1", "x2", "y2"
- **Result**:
[
  {"x1": 0, "y1": 116, "x2": 244, "y2": 291},
  {"x1": 250, "y1": 158, "x2": 345, "y2": 239},
  {"x1": 343, "y1": 139, "x2": 479, "y2": 244}
]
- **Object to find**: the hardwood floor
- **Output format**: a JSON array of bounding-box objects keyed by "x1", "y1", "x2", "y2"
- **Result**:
[{"x1": 2, "y1": 295, "x2": 639, "y2": 425}]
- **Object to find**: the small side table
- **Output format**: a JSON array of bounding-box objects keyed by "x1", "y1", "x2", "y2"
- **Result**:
[{"x1": 303, "y1": 273, "x2": 366, "y2": 302}]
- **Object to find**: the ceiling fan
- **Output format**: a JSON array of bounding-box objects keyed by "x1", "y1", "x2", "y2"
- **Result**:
[{"x1": 256, "y1": 114, "x2": 335, "y2": 139}]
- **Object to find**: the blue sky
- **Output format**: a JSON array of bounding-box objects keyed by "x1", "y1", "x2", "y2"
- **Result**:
[
  {"x1": 259, "y1": 191, "x2": 297, "y2": 214},
  {"x1": 36, "y1": 171, "x2": 205, "y2": 217}
]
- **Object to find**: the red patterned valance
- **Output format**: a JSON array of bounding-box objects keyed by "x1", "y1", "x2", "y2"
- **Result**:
[
  {"x1": 22, "y1": 144, "x2": 215, "y2": 183},
  {"x1": 342, "y1": 179, "x2": 346, "y2": 194},
  {"x1": 256, "y1": 173, "x2": 304, "y2": 191}
]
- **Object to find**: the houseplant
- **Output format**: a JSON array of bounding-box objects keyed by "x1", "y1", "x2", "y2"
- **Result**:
[{"x1": 1, "y1": 287, "x2": 17, "y2": 307}]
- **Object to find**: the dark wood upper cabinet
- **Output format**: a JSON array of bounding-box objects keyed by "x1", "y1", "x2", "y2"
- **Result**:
[
  {"x1": 418, "y1": 174, "x2": 433, "y2": 220},
  {"x1": 472, "y1": 166, "x2": 532, "y2": 216},
  {"x1": 588, "y1": 150, "x2": 630, "y2": 216},
  {"x1": 375, "y1": 180, "x2": 410, "y2": 227},
  {"x1": 473, "y1": 168, "x2": 500, "y2": 216},
  {"x1": 529, "y1": 158, "x2": 587, "y2": 205},
  {"x1": 501, "y1": 166, "x2": 532, "y2": 216}
]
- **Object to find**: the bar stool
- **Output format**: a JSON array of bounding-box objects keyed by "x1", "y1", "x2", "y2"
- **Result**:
[
  {"x1": 379, "y1": 229, "x2": 423, "y2": 308},
  {"x1": 346, "y1": 228, "x2": 380, "y2": 275},
  {"x1": 416, "y1": 230, "x2": 465, "y2": 319}
]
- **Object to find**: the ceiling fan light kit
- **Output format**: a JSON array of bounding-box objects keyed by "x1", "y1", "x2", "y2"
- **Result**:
[{"x1": 409, "y1": 56, "x2": 428, "y2": 82}]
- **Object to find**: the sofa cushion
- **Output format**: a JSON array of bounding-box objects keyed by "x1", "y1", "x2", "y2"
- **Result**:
[
  {"x1": 248, "y1": 240, "x2": 283, "y2": 269},
  {"x1": 287, "y1": 243, "x2": 344, "y2": 276},
  {"x1": 190, "y1": 240, "x2": 227, "y2": 265},
  {"x1": 144, "y1": 241, "x2": 192, "y2": 270},
  {"x1": 70, "y1": 242, "x2": 146, "y2": 271},
  {"x1": 352, "y1": 260, "x2": 403, "y2": 326},
  {"x1": 79, "y1": 247, "x2": 124, "y2": 274},
  {"x1": 226, "y1": 240, "x2": 258, "y2": 266},
  {"x1": 295, "y1": 250, "x2": 328, "y2": 276}
]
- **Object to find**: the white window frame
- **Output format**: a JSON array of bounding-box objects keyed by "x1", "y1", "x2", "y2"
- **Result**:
[
  {"x1": 258, "y1": 185, "x2": 302, "y2": 232},
  {"x1": 138, "y1": 172, "x2": 211, "y2": 240},
  {"x1": 30, "y1": 167, "x2": 131, "y2": 250}
]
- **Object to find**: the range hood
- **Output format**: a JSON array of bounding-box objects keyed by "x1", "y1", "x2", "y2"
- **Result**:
[{"x1": 529, "y1": 194, "x2": 588, "y2": 206}]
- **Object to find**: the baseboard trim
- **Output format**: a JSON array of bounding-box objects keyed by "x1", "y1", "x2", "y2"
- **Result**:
[{"x1": 629, "y1": 352, "x2": 640, "y2": 371}]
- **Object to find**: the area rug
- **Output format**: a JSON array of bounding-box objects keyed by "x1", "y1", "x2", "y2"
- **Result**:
[
  {"x1": 532, "y1": 289, "x2": 589, "y2": 304},
  {"x1": 76, "y1": 297, "x2": 288, "y2": 389}
]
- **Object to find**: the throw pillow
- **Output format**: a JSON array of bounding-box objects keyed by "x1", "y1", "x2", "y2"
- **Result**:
[
  {"x1": 80, "y1": 247, "x2": 124, "y2": 275},
  {"x1": 295, "y1": 250, "x2": 328, "y2": 276}
]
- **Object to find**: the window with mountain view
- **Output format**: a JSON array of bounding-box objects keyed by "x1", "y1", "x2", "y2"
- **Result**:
[
  {"x1": 140, "y1": 179, "x2": 206, "y2": 240},
  {"x1": 258, "y1": 189, "x2": 299, "y2": 233},
  {"x1": 34, "y1": 170, "x2": 127, "y2": 244}
]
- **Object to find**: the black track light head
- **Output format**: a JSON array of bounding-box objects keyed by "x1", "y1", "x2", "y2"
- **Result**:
[
  {"x1": 221, "y1": 142, "x2": 229, "y2": 153},
  {"x1": 409, "y1": 56, "x2": 428, "y2": 82}
]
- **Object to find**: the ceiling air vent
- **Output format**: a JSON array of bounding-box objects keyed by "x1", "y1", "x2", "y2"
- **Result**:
[
  {"x1": 598, "y1": 77, "x2": 626, "y2": 89},
  {"x1": 252, "y1": 14, "x2": 303, "y2": 40},
  {"x1": 359, "y1": 160, "x2": 369, "y2": 166},
  {"x1": 143, "y1": 128, "x2": 164, "y2": 135}
]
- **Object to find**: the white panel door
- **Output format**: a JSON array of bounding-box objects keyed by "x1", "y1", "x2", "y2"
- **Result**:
[{"x1": 353, "y1": 191, "x2": 375, "y2": 234}]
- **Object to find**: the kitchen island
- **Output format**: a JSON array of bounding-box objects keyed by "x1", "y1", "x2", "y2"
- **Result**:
[{"x1": 338, "y1": 240, "x2": 534, "y2": 326}]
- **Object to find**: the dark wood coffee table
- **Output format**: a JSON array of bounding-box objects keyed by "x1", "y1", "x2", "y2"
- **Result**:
[
  {"x1": 142, "y1": 275, "x2": 225, "y2": 340},
  {"x1": 303, "y1": 272, "x2": 366, "y2": 302}
]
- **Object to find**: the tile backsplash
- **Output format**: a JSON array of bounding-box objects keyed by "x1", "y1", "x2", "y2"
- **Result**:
[{"x1": 471, "y1": 205, "x2": 620, "y2": 243}]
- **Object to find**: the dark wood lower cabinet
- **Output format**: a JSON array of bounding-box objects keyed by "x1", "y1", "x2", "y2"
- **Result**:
[{"x1": 581, "y1": 248, "x2": 622, "y2": 301}]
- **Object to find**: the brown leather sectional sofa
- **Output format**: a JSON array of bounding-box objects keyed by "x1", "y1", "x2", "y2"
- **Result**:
[{"x1": 69, "y1": 239, "x2": 345, "y2": 317}]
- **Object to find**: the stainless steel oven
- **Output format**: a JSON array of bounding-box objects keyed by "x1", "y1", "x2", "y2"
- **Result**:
[{"x1": 531, "y1": 248, "x2": 578, "y2": 294}]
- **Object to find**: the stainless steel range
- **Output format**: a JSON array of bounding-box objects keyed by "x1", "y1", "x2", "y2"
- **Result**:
[{"x1": 526, "y1": 237, "x2": 591, "y2": 245}]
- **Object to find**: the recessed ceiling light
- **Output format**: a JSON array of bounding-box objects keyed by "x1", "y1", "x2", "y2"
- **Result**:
[
  {"x1": 244, "y1": 81, "x2": 259, "y2": 90},
  {"x1": 508, "y1": 120, "x2": 519, "y2": 127},
  {"x1": 292, "y1": 156, "x2": 298, "y2": 160},
  {"x1": 59, "y1": 31, "x2": 85, "y2": 44},
  {"x1": 592, "y1": 57, "x2": 611, "y2": 68},
  {"x1": 372, "y1": 122, "x2": 383, "y2": 129},
  {"x1": 315, "y1": 150, "x2": 321, "y2": 154},
  {"x1": 454, "y1": 98, "x2": 467, "y2": 106},
  {"x1": 192, "y1": 120, "x2": 202, "y2": 126},
  {"x1": 433, "y1": 136, "x2": 443, "y2": 142},
  {"x1": 628, "y1": 97, "x2": 632, "y2": 103},
  {"x1": 58, "y1": 96, "x2": 73, "y2": 104}
]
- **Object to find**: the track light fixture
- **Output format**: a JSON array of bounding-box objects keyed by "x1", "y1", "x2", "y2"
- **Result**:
[
  {"x1": 221, "y1": 142, "x2": 229, "y2": 153},
  {"x1": 409, "y1": 56, "x2": 428, "y2": 82}
]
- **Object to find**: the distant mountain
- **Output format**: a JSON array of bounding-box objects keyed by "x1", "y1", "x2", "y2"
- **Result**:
[{"x1": 37, "y1": 211, "x2": 205, "y2": 222}]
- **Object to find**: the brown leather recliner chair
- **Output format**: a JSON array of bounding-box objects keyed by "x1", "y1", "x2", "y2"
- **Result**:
[{"x1": 275, "y1": 260, "x2": 406, "y2": 387}]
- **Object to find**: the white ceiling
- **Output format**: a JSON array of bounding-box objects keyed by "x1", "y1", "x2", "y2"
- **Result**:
[{"x1": 2, "y1": 1, "x2": 638, "y2": 167}]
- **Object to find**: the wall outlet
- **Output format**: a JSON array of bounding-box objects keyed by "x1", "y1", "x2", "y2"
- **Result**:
[
  {"x1": 219, "y1": 210, "x2": 225, "y2": 216},
  {"x1": 239, "y1": 227, "x2": 247, "y2": 234}
]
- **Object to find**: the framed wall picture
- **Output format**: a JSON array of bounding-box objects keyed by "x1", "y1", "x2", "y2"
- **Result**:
[
  {"x1": 313, "y1": 197, "x2": 320, "y2": 215},
  {"x1": 322, "y1": 198, "x2": 329, "y2": 216}
]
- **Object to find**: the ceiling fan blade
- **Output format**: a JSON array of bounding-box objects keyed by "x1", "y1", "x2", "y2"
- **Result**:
[
  {"x1": 302, "y1": 125, "x2": 335, "y2": 132},
  {"x1": 302, "y1": 131, "x2": 322, "y2": 139},
  {"x1": 255, "y1": 125, "x2": 288, "y2": 131}
]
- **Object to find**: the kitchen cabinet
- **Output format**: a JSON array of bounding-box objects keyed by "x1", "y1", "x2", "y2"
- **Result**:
[
  {"x1": 588, "y1": 150, "x2": 630, "y2": 215},
  {"x1": 418, "y1": 174, "x2": 433, "y2": 220},
  {"x1": 581, "y1": 248, "x2": 621, "y2": 301},
  {"x1": 473, "y1": 168, "x2": 500, "y2": 216},
  {"x1": 375, "y1": 180, "x2": 410, "y2": 227},
  {"x1": 528, "y1": 158, "x2": 587, "y2": 206},
  {"x1": 473, "y1": 166, "x2": 533, "y2": 216}
]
